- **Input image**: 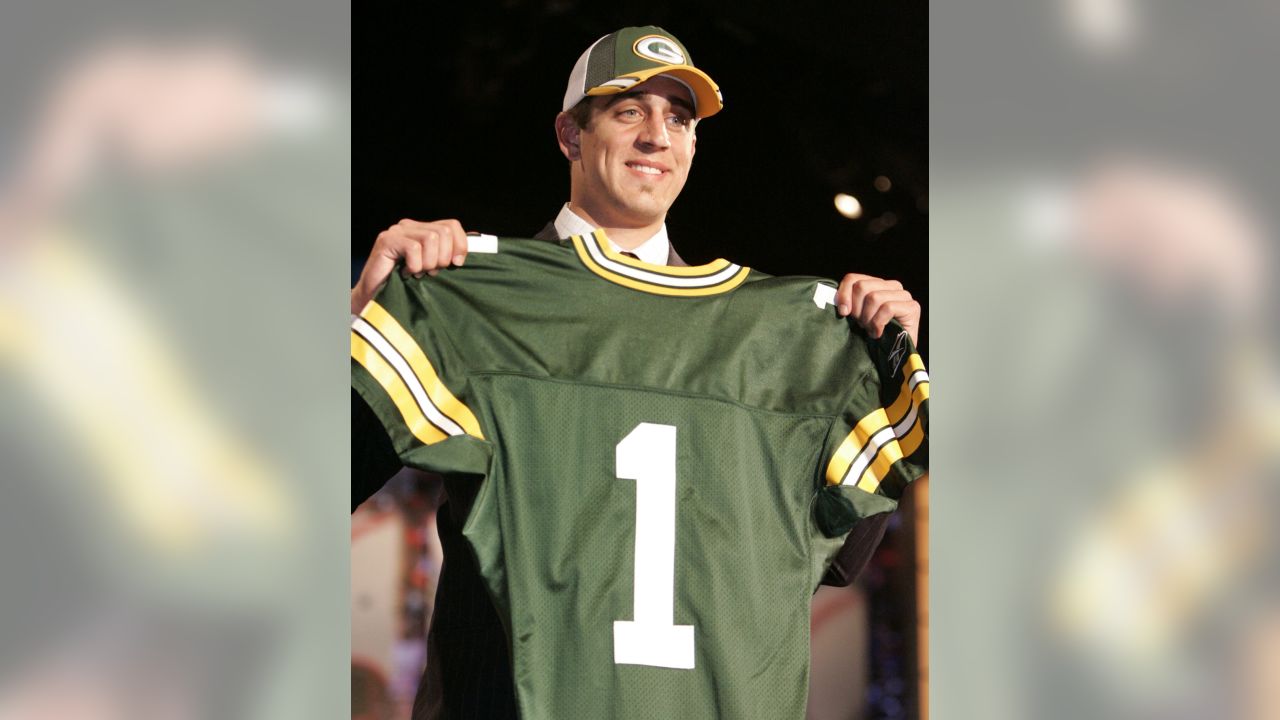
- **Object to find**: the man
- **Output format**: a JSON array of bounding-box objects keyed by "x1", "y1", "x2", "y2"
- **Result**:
[{"x1": 352, "y1": 26, "x2": 924, "y2": 718}]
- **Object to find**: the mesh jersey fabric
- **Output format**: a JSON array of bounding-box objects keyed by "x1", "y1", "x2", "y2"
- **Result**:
[{"x1": 351, "y1": 232, "x2": 929, "y2": 719}]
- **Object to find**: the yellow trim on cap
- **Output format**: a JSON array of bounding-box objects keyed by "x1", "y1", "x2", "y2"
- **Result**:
[{"x1": 586, "y1": 64, "x2": 723, "y2": 118}]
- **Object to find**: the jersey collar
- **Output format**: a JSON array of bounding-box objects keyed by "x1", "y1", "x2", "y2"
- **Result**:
[
  {"x1": 554, "y1": 204, "x2": 670, "y2": 265},
  {"x1": 570, "y1": 229, "x2": 750, "y2": 297}
]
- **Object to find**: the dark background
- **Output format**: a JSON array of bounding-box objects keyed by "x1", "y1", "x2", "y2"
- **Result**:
[{"x1": 354, "y1": 0, "x2": 927, "y2": 351}]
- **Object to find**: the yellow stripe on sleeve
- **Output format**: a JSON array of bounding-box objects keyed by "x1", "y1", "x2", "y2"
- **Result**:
[
  {"x1": 899, "y1": 416, "x2": 927, "y2": 458},
  {"x1": 825, "y1": 408, "x2": 892, "y2": 486},
  {"x1": 887, "y1": 354, "x2": 930, "y2": 419},
  {"x1": 351, "y1": 332, "x2": 449, "y2": 446},
  {"x1": 359, "y1": 301, "x2": 484, "y2": 440},
  {"x1": 857, "y1": 433, "x2": 909, "y2": 493},
  {"x1": 825, "y1": 354, "x2": 930, "y2": 490}
]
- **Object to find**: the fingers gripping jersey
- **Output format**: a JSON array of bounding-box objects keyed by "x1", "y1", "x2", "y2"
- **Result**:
[{"x1": 350, "y1": 231, "x2": 929, "y2": 720}]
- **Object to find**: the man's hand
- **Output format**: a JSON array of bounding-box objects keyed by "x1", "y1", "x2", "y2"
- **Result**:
[
  {"x1": 835, "y1": 273, "x2": 921, "y2": 346},
  {"x1": 351, "y1": 218, "x2": 468, "y2": 314}
]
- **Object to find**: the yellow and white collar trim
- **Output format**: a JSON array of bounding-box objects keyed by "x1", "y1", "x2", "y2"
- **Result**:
[{"x1": 571, "y1": 229, "x2": 750, "y2": 297}]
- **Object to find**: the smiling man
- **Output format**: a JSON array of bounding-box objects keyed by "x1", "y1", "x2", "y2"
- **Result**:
[
  {"x1": 352, "y1": 26, "x2": 924, "y2": 720},
  {"x1": 550, "y1": 29, "x2": 710, "y2": 250},
  {"x1": 350, "y1": 26, "x2": 920, "y2": 339},
  {"x1": 556, "y1": 74, "x2": 697, "y2": 246}
]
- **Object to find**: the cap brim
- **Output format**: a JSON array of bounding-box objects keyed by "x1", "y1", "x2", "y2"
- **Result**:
[{"x1": 586, "y1": 64, "x2": 723, "y2": 119}]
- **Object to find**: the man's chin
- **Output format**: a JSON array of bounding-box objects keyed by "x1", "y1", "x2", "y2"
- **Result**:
[
  {"x1": 616, "y1": 198, "x2": 672, "y2": 224},
  {"x1": 619, "y1": 208, "x2": 668, "y2": 227}
]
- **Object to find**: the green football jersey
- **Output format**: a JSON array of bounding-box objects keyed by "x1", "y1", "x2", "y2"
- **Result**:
[{"x1": 351, "y1": 230, "x2": 929, "y2": 719}]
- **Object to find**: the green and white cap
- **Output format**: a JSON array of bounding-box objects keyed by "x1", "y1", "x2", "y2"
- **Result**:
[{"x1": 562, "y1": 26, "x2": 723, "y2": 119}]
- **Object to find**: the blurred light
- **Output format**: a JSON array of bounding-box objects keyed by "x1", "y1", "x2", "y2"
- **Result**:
[
  {"x1": 1018, "y1": 178, "x2": 1072, "y2": 252},
  {"x1": 834, "y1": 193, "x2": 863, "y2": 219},
  {"x1": 875, "y1": 175, "x2": 892, "y2": 192},
  {"x1": 868, "y1": 212, "x2": 899, "y2": 236},
  {"x1": 1066, "y1": 0, "x2": 1139, "y2": 55}
]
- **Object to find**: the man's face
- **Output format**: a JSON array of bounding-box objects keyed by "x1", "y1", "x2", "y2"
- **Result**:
[{"x1": 571, "y1": 75, "x2": 698, "y2": 227}]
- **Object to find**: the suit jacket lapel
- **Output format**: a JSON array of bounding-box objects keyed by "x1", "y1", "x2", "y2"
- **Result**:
[
  {"x1": 532, "y1": 221, "x2": 559, "y2": 242},
  {"x1": 665, "y1": 245, "x2": 688, "y2": 267}
]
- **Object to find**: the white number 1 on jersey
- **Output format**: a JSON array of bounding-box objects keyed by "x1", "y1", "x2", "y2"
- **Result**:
[{"x1": 613, "y1": 422, "x2": 696, "y2": 669}]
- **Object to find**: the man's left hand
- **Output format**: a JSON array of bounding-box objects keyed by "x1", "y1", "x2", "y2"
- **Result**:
[{"x1": 836, "y1": 274, "x2": 921, "y2": 346}]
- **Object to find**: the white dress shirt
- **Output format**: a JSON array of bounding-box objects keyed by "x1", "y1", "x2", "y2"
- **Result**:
[{"x1": 553, "y1": 204, "x2": 671, "y2": 266}]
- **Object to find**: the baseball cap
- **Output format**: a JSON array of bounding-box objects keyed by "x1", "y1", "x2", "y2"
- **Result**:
[{"x1": 561, "y1": 26, "x2": 723, "y2": 119}]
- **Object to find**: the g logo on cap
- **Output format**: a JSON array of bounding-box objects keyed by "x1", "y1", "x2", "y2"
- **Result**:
[{"x1": 632, "y1": 35, "x2": 686, "y2": 65}]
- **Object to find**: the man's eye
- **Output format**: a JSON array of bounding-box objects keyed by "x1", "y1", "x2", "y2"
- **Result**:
[
  {"x1": 666, "y1": 115, "x2": 692, "y2": 130},
  {"x1": 618, "y1": 108, "x2": 641, "y2": 119}
]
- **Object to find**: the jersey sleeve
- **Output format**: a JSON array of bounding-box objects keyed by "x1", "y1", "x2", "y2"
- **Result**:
[
  {"x1": 350, "y1": 270, "x2": 492, "y2": 477},
  {"x1": 351, "y1": 388, "x2": 404, "y2": 511},
  {"x1": 814, "y1": 320, "x2": 930, "y2": 537}
]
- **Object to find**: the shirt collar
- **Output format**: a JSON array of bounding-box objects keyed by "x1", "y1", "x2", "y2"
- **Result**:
[{"x1": 554, "y1": 203, "x2": 671, "y2": 266}]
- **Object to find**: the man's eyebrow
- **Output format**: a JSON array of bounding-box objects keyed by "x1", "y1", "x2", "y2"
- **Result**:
[{"x1": 602, "y1": 89, "x2": 695, "y2": 115}]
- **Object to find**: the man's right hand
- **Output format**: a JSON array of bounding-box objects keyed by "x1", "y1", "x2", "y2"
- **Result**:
[{"x1": 351, "y1": 218, "x2": 468, "y2": 314}]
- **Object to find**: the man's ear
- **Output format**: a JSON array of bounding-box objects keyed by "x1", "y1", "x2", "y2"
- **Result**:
[{"x1": 555, "y1": 112, "x2": 582, "y2": 162}]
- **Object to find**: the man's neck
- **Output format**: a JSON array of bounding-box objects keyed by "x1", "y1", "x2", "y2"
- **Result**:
[{"x1": 566, "y1": 203, "x2": 664, "y2": 250}]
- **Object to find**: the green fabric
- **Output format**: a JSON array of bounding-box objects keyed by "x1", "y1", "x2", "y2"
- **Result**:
[
  {"x1": 351, "y1": 236, "x2": 927, "y2": 719},
  {"x1": 605, "y1": 26, "x2": 694, "y2": 77}
]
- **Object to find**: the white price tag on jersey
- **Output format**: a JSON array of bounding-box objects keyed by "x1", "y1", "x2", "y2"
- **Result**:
[
  {"x1": 812, "y1": 283, "x2": 837, "y2": 310},
  {"x1": 466, "y1": 234, "x2": 499, "y2": 253}
]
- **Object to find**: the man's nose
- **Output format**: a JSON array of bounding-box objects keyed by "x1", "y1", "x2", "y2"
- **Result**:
[{"x1": 636, "y1": 113, "x2": 671, "y2": 150}]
